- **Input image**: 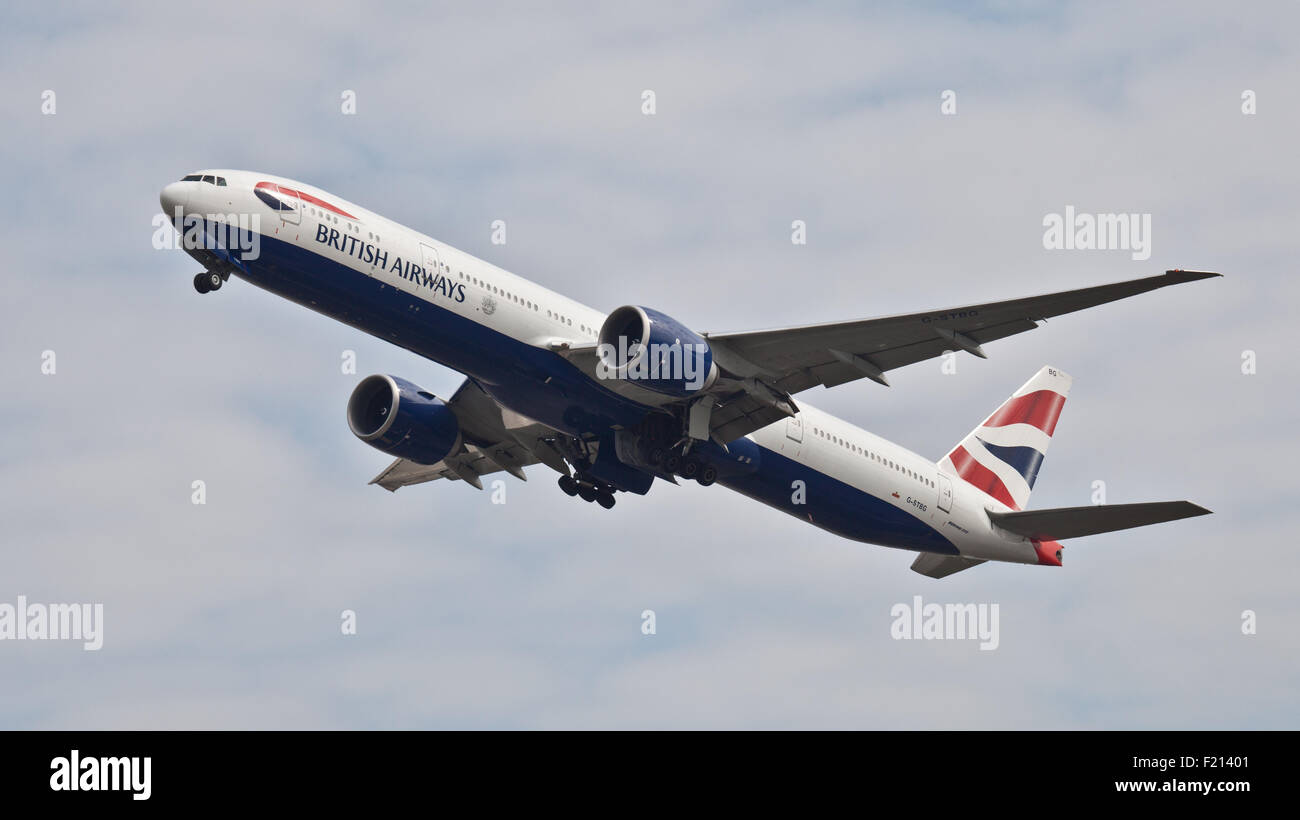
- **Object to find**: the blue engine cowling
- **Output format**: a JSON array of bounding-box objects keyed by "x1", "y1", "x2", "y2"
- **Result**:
[
  {"x1": 596, "y1": 305, "x2": 718, "y2": 398},
  {"x1": 346, "y1": 374, "x2": 461, "y2": 465}
]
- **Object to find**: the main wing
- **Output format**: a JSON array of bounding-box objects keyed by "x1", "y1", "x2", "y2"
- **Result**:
[
  {"x1": 700, "y1": 269, "x2": 1220, "y2": 440},
  {"x1": 706, "y1": 269, "x2": 1220, "y2": 391},
  {"x1": 369, "y1": 379, "x2": 568, "y2": 491}
]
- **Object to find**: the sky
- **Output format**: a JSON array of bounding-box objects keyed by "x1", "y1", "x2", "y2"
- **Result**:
[{"x1": 1, "y1": 0, "x2": 1296, "y2": 729}]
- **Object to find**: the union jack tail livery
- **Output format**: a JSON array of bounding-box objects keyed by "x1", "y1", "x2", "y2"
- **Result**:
[{"x1": 939, "y1": 366, "x2": 1072, "y2": 511}]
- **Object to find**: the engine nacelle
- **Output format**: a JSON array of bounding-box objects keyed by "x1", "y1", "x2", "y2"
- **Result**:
[
  {"x1": 346, "y1": 374, "x2": 461, "y2": 465},
  {"x1": 596, "y1": 305, "x2": 718, "y2": 398}
]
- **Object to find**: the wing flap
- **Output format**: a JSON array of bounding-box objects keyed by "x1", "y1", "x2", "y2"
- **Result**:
[{"x1": 370, "y1": 458, "x2": 454, "y2": 491}]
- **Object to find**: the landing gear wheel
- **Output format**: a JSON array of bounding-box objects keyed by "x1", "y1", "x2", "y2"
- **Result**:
[
  {"x1": 698, "y1": 464, "x2": 718, "y2": 486},
  {"x1": 558, "y1": 475, "x2": 579, "y2": 497},
  {"x1": 680, "y1": 459, "x2": 700, "y2": 479},
  {"x1": 207, "y1": 271, "x2": 224, "y2": 291},
  {"x1": 577, "y1": 483, "x2": 598, "y2": 503},
  {"x1": 663, "y1": 453, "x2": 682, "y2": 474},
  {"x1": 596, "y1": 492, "x2": 616, "y2": 509},
  {"x1": 193, "y1": 272, "x2": 211, "y2": 294}
]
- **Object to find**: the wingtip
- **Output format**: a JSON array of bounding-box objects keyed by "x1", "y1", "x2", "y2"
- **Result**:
[{"x1": 1165, "y1": 269, "x2": 1223, "y2": 282}]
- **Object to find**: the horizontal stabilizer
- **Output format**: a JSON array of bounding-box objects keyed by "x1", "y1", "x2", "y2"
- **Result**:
[
  {"x1": 988, "y1": 501, "x2": 1211, "y2": 541},
  {"x1": 910, "y1": 553, "x2": 987, "y2": 579}
]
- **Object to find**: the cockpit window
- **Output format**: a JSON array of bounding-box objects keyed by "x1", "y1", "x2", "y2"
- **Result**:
[
  {"x1": 181, "y1": 174, "x2": 202, "y2": 181},
  {"x1": 215, "y1": 177, "x2": 226, "y2": 186},
  {"x1": 181, "y1": 174, "x2": 227, "y2": 186},
  {"x1": 201, "y1": 175, "x2": 215, "y2": 184}
]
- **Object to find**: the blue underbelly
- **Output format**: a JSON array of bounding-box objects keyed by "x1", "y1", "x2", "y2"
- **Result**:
[{"x1": 719, "y1": 447, "x2": 958, "y2": 554}]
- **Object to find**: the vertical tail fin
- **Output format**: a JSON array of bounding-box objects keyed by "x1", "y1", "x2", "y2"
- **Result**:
[{"x1": 938, "y1": 366, "x2": 1072, "y2": 510}]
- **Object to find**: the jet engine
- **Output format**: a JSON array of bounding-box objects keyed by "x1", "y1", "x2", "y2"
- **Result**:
[
  {"x1": 346, "y1": 374, "x2": 460, "y2": 464},
  {"x1": 596, "y1": 305, "x2": 717, "y2": 397}
]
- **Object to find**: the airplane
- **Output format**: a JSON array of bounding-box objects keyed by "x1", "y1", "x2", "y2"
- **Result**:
[{"x1": 159, "y1": 170, "x2": 1217, "y2": 578}]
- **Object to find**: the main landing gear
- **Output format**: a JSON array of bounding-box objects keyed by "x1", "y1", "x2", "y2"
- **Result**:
[
  {"x1": 558, "y1": 475, "x2": 616, "y2": 509},
  {"x1": 193, "y1": 271, "x2": 224, "y2": 294},
  {"x1": 648, "y1": 446, "x2": 718, "y2": 486}
]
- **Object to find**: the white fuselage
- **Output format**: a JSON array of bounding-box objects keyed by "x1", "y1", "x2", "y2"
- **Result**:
[{"x1": 162, "y1": 169, "x2": 1044, "y2": 566}]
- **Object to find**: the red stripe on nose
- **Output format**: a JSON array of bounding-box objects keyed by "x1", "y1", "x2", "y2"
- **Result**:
[{"x1": 255, "y1": 181, "x2": 358, "y2": 220}]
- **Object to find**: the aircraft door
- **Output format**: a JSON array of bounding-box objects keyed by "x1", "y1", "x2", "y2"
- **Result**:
[
  {"x1": 277, "y1": 184, "x2": 301, "y2": 226},
  {"x1": 783, "y1": 415, "x2": 803, "y2": 456},
  {"x1": 937, "y1": 474, "x2": 953, "y2": 513},
  {"x1": 420, "y1": 243, "x2": 442, "y2": 284}
]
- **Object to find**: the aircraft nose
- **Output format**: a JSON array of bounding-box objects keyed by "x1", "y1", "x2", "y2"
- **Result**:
[{"x1": 159, "y1": 181, "x2": 188, "y2": 215}]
